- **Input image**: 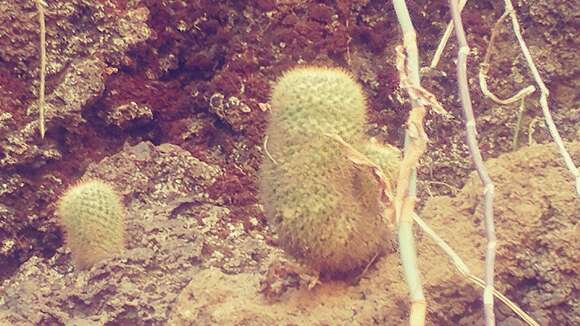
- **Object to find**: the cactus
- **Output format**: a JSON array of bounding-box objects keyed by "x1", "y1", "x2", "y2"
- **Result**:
[
  {"x1": 260, "y1": 66, "x2": 400, "y2": 276},
  {"x1": 269, "y1": 66, "x2": 367, "y2": 143},
  {"x1": 361, "y1": 138, "x2": 402, "y2": 191},
  {"x1": 56, "y1": 179, "x2": 125, "y2": 269}
]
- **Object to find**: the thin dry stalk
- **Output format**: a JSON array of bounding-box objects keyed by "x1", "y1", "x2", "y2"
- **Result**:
[
  {"x1": 479, "y1": 11, "x2": 535, "y2": 106},
  {"x1": 429, "y1": 0, "x2": 468, "y2": 69},
  {"x1": 449, "y1": 1, "x2": 497, "y2": 325},
  {"x1": 512, "y1": 97, "x2": 527, "y2": 150},
  {"x1": 528, "y1": 117, "x2": 543, "y2": 146},
  {"x1": 411, "y1": 212, "x2": 539, "y2": 326},
  {"x1": 263, "y1": 136, "x2": 278, "y2": 165},
  {"x1": 502, "y1": 0, "x2": 579, "y2": 195},
  {"x1": 35, "y1": 0, "x2": 47, "y2": 139},
  {"x1": 392, "y1": 1, "x2": 428, "y2": 324}
]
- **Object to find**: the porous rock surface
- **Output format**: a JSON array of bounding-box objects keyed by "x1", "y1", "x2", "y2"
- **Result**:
[
  {"x1": 0, "y1": 141, "x2": 272, "y2": 325},
  {"x1": 0, "y1": 0, "x2": 151, "y2": 279}
]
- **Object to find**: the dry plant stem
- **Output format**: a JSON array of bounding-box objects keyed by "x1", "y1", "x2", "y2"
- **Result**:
[
  {"x1": 392, "y1": 1, "x2": 427, "y2": 324},
  {"x1": 512, "y1": 98, "x2": 527, "y2": 150},
  {"x1": 430, "y1": 0, "x2": 467, "y2": 68},
  {"x1": 263, "y1": 135, "x2": 278, "y2": 165},
  {"x1": 479, "y1": 11, "x2": 535, "y2": 105},
  {"x1": 450, "y1": 1, "x2": 497, "y2": 325},
  {"x1": 479, "y1": 11, "x2": 533, "y2": 150},
  {"x1": 527, "y1": 117, "x2": 542, "y2": 146},
  {"x1": 411, "y1": 212, "x2": 539, "y2": 326},
  {"x1": 35, "y1": 0, "x2": 47, "y2": 139},
  {"x1": 503, "y1": 0, "x2": 580, "y2": 195},
  {"x1": 394, "y1": 100, "x2": 428, "y2": 326},
  {"x1": 399, "y1": 197, "x2": 426, "y2": 326}
]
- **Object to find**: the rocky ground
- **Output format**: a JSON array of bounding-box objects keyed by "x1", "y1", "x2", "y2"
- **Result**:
[{"x1": 0, "y1": 0, "x2": 578, "y2": 325}]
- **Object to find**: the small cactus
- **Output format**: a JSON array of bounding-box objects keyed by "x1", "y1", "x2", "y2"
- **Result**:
[
  {"x1": 269, "y1": 66, "x2": 367, "y2": 143},
  {"x1": 56, "y1": 179, "x2": 125, "y2": 269},
  {"x1": 260, "y1": 66, "x2": 400, "y2": 276},
  {"x1": 361, "y1": 138, "x2": 402, "y2": 190}
]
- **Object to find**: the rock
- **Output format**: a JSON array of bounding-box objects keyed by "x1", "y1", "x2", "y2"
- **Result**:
[
  {"x1": 0, "y1": 142, "x2": 222, "y2": 325},
  {"x1": 100, "y1": 101, "x2": 154, "y2": 129}
]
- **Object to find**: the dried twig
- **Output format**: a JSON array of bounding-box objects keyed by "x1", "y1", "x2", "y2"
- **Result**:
[
  {"x1": 528, "y1": 117, "x2": 543, "y2": 146},
  {"x1": 449, "y1": 1, "x2": 497, "y2": 325},
  {"x1": 35, "y1": 0, "x2": 47, "y2": 139},
  {"x1": 479, "y1": 11, "x2": 535, "y2": 105},
  {"x1": 429, "y1": 0, "x2": 468, "y2": 69},
  {"x1": 411, "y1": 212, "x2": 539, "y2": 326},
  {"x1": 479, "y1": 11, "x2": 535, "y2": 151},
  {"x1": 396, "y1": 48, "x2": 449, "y2": 118},
  {"x1": 422, "y1": 180, "x2": 459, "y2": 196},
  {"x1": 392, "y1": 1, "x2": 428, "y2": 324},
  {"x1": 324, "y1": 132, "x2": 394, "y2": 204},
  {"x1": 263, "y1": 135, "x2": 278, "y2": 165},
  {"x1": 512, "y1": 97, "x2": 527, "y2": 150},
  {"x1": 502, "y1": 0, "x2": 579, "y2": 195}
]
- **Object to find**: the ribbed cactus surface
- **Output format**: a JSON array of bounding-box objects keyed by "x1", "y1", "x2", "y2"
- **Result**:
[
  {"x1": 361, "y1": 138, "x2": 402, "y2": 190},
  {"x1": 56, "y1": 179, "x2": 125, "y2": 269},
  {"x1": 269, "y1": 66, "x2": 366, "y2": 143},
  {"x1": 260, "y1": 66, "x2": 399, "y2": 276}
]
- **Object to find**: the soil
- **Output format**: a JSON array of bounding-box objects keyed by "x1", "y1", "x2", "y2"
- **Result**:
[{"x1": 0, "y1": 0, "x2": 578, "y2": 325}]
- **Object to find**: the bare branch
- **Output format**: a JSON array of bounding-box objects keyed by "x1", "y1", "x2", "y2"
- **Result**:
[
  {"x1": 35, "y1": 0, "x2": 47, "y2": 139},
  {"x1": 512, "y1": 97, "x2": 527, "y2": 150},
  {"x1": 479, "y1": 11, "x2": 536, "y2": 105},
  {"x1": 392, "y1": 1, "x2": 429, "y2": 324},
  {"x1": 396, "y1": 47, "x2": 450, "y2": 117},
  {"x1": 502, "y1": 0, "x2": 579, "y2": 195},
  {"x1": 430, "y1": 0, "x2": 468, "y2": 69},
  {"x1": 449, "y1": 1, "x2": 497, "y2": 325},
  {"x1": 412, "y1": 213, "x2": 539, "y2": 326},
  {"x1": 263, "y1": 136, "x2": 278, "y2": 165}
]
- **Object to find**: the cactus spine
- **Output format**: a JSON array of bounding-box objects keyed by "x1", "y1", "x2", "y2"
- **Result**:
[
  {"x1": 260, "y1": 66, "x2": 400, "y2": 276},
  {"x1": 56, "y1": 179, "x2": 125, "y2": 269}
]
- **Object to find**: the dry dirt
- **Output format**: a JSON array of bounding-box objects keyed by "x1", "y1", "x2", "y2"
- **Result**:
[{"x1": 0, "y1": 0, "x2": 578, "y2": 325}]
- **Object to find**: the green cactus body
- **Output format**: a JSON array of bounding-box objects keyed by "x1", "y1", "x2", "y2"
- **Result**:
[
  {"x1": 260, "y1": 66, "x2": 399, "y2": 276},
  {"x1": 361, "y1": 139, "x2": 402, "y2": 191},
  {"x1": 269, "y1": 66, "x2": 366, "y2": 143},
  {"x1": 56, "y1": 179, "x2": 125, "y2": 269}
]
